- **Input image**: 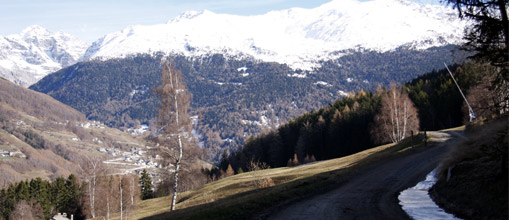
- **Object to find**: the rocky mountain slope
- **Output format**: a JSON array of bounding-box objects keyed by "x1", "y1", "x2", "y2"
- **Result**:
[{"x1": 0, "y1": 25, "x2": 88, "y2": 87}]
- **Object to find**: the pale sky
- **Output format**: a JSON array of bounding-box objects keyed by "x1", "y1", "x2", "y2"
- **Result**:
[{"x1": 0, "y1": 0, "x2": 444, "y2": 43}]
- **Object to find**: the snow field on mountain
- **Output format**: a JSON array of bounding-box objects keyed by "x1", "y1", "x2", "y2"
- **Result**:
[{"x1": 83, "y1": 0, "x2": 466, "y2": 70}]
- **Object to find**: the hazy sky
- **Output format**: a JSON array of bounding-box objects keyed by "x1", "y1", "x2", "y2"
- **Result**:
[{"x1": 0, "y1": 0, "x2": 444, "y2": 43}]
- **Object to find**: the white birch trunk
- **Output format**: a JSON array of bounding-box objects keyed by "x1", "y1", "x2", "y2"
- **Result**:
[
  {"x1": 170, "y1": 69, "x2": 182, "y2": 211},
  {"x1": 402, "y1": 100, "x2": 408, "y2": 141},
  {"x1": 130, "y1": 176, "x2": 134, "y2": 205},
  {"x1": 161, "y1": 62, "x2": 189, "y2": 212},
  {"x1": 106, "y1": 195, "x2": 110, "y2": 220},
  {"x1": 393, "y1": 90, "x2": 401, "y2": 142},
  {"x1": 89, "y1": 166, "x2": 96, "y2": 218},
  {"x1": 120, "y1": 175, "x2": 123, "y2": 220},
  {"x1": 92, "y1": 173, "x2": 96, "y2": 218},
  {"x1": 171, "y1": 134, "x2": 183, "y2": 211},
  {"x1": 390, "y1": 106, "x2": 397, "y2": 143}
]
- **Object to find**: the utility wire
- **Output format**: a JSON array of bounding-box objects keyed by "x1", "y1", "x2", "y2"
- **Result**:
[{"x1": 444, "y1": 63, "x2": 475, "y2": 122}]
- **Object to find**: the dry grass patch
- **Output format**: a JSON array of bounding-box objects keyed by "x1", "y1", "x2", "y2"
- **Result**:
[{"x1": 124, "y1": 133, "x2": 438, "y2": 220}]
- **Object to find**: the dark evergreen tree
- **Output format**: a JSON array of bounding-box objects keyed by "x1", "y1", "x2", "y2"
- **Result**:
[
  {"x1": 0, "y1": 176, "x2": 86, "y2": 220},
  {"x1": 139, "y1": 169, "x2": 154, "y2": 200},
  {"x1": 64, "y1": 174, "x2": 81, "y2": 218},
  {"x1": 445, "y1": 0, "x2": 508, "y2": 66},
  {"x1": 51, "y1": 177, "x2": 66, "y2": 214},
  {"x1": 15, "y1": 181, "x2": 30, "y2": 201}
]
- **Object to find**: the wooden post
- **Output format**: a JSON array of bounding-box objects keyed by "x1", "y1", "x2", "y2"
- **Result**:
[
  {"x1": 424, "y1": 130, "x2": 427, "y2": 147},
  {"x1": 411, "y1": 130, "x2": 414, "y2": 147}
]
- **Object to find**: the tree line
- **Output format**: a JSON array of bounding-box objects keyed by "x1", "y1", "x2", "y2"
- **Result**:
[
  {"x1": 220, "y1": 60, "x2": 496, "y2": 173},
  {"x1": 0, "y1": 175, "x2": 83, "y2": 220},
  {"x1": 0, "y1": 169, "x2": 155, "y2": 220},
  {"x1": 220, "y1": 90, "x2": 383, "y2": 171}
]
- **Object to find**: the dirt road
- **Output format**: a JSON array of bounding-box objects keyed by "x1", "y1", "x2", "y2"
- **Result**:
[{"x1": 266, "y1": 131, "x2": 461, "y2": 220}]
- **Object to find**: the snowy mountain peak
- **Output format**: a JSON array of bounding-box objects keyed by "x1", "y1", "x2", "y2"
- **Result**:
[
  {"x1": 168, "y1": 10, "x2": 213, "y2": 23},
  {"x1": 0, "y1": 26, "x2": 88, "y2": 87},
  {"x1": 20, "y1": 25, "x2": 51, "y2": 37},
  {"x1": 83, "y1": 0, "x2": 467, "y2": 70}
]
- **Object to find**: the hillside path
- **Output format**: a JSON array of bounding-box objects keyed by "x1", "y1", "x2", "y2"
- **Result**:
[{"x1": 265, "y1": 131, "x2": 463, "y2": 220}]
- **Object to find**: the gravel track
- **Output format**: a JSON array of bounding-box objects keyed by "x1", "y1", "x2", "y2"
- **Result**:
[{"x1": 266, "y1": 131, "x2": 462, "y2": 220}]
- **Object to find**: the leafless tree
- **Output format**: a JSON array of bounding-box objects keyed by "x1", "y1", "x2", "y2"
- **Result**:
[
  {"x1": 465, "y1": 63, "x2": 509, "y2": 119},
  {"x1": 9, "y1": 200, "x2": 33, "y2": 220},
  {"x1": 154, "y1": 59, "x2": 192, "y2": 211},
  {"x1": 119, "y1": 175, "x2": 123, "y2": 220},
  {"x1": 371, "y1": 84, "x2": 419, "y2": 144},
  {"x1": 225, "y1": 164, "x2": 235, "y2": 177},
  {"x1": 123, "y1": 173, "x2": 139, "y2": 220},
  {"x1": 102, "y1": 175, "x2": 117, "y2": 220},
  {"x1": 78, "y1": 155, "x2": 105, "y2": 219},
  {"x1": 9, "y1": 199, "x2": 43, "y2": 220}
]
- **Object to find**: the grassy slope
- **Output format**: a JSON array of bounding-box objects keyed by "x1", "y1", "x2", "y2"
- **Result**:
[{"x1": 115, "y1": 133, "x2": 430, "y2": 220}]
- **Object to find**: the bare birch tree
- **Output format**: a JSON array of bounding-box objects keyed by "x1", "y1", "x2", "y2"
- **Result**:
[
  {"x1": 105, "y1": 175, "x2": 114, "y2": 220},
  {"x1": 371, "y1": 84, "x2": 419, "y2": 144},
  {"x1": 9, "y1": 199, "x2": 44, "y2": 220},
  {"x1": 9, "y1": 200, "x2": 33, "y2": 220},
  {"x1": 78, "y1": 155, "x2": 104, "y2": 219},
  {"x1": 119, "y1": 175, "x2": 123, "y2": 220},
  {"x1": 154, "y1": 59, "x2": 192, "y2": 211}
]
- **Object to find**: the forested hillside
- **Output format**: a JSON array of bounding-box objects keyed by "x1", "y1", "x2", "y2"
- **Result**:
[
  {"x1": 220, "y1": 62, "x2": 485, "y2": 171},
  {"x1": 221, "y1": 91, "x2": 381, "y2": 170},
  {"x1": 31, "y1": 45, "x2": 468, "y2": 161},
  {"x1": 404, "y1": 62, "x2": 484, "y2": 130}
]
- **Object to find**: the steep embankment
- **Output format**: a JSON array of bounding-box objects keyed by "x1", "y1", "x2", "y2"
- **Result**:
[{"x1": 431, "y1": 119, "x2": 508, "y2": 220}]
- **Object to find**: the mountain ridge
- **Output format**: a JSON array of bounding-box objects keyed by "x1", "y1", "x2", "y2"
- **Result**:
[
  {"x1": 1, "y1": 0, "x2": 466, "y2": 87},
  {"x1": 0, "y1": 25, "x2": 88, "y2": 87},
  {"x1": 82, "y1": 0, "x2": 467, "y2": 70}
]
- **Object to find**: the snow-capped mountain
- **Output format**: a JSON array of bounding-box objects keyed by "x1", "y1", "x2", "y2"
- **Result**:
[
  {"x1": 0, "y1": 25, "x2": 88, "y2": 87},
  {"x1": 83, "y1": 0, "x2": 467, "y2": 70},
  {"x1": 1, "y1": 0, "x2": 467, "y2": 87}
]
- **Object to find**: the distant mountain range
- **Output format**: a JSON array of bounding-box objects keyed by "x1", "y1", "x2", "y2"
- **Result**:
[
  {"x1": 1, "y1": 0, "x2": 467, "y2": 87},
  {"x1": 30, "y1": 46, "x2": 469, "y2": 161},
  {"x1": 83, "y1": 0, "x2": 466, "y2": 69},
  {"x1": 0, "y1": 26, "x2": 88, "y2": 87},
  {"x1": 2, "y1": 0, "x2": 472, "y2": 161}
]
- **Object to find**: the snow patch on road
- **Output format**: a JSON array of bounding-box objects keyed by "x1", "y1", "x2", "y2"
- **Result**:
[{"x1": 399, "y1": 168, "x2": 462, "y2": 220}]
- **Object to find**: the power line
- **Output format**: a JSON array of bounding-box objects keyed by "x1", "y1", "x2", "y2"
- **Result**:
[{"x1": 444, "y1": 63, "x2": 475, "y2": 122}]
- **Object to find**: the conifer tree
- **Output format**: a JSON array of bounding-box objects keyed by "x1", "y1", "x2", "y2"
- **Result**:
[
  {"x1": 445, "y1": 0, "x2": 508, "y2": 66},
  {"x1": 139, "y1": 169, "x2": 153, "y2": 200}
]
